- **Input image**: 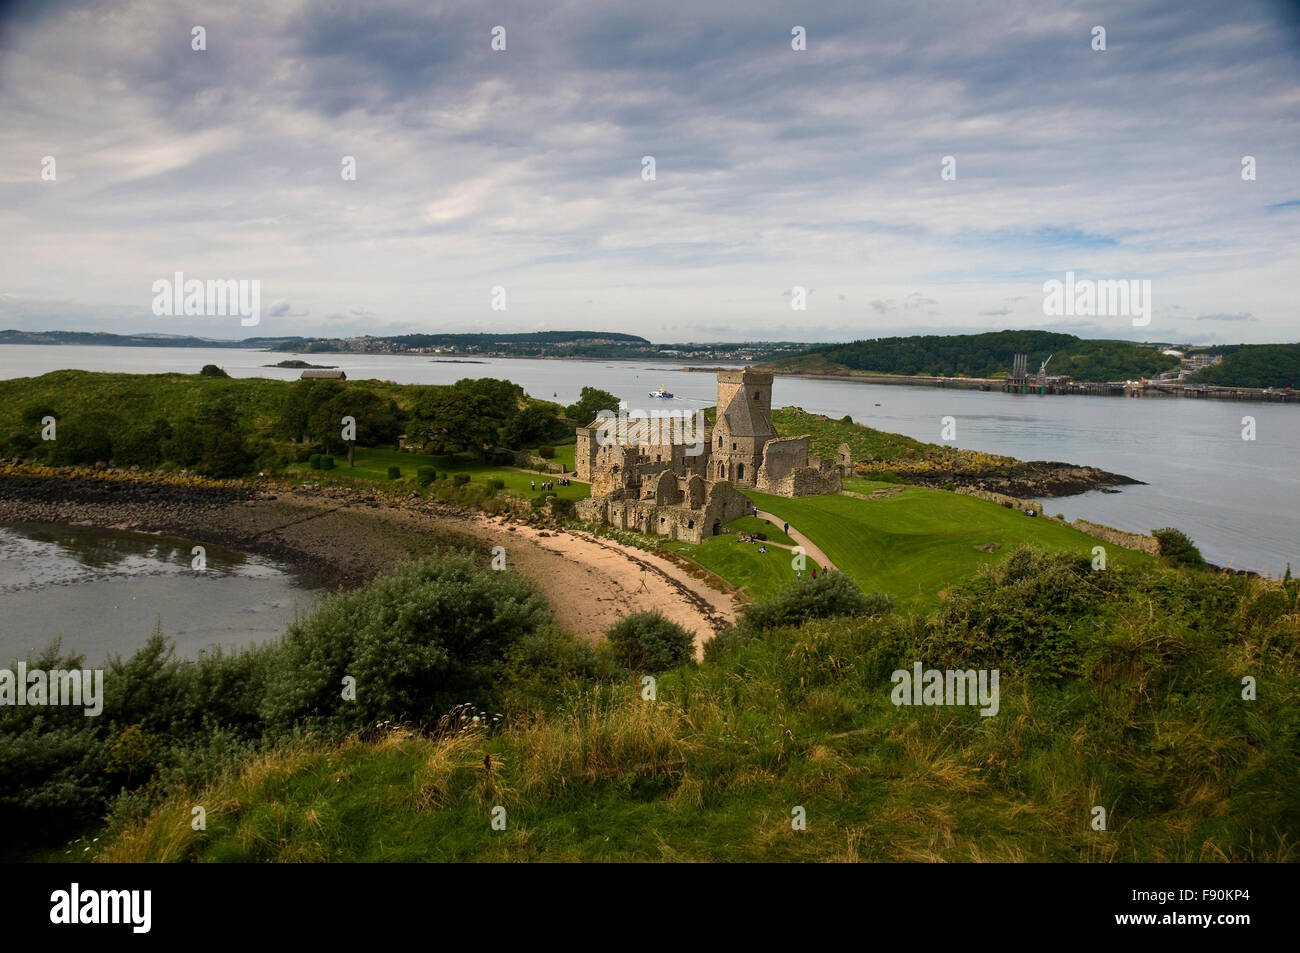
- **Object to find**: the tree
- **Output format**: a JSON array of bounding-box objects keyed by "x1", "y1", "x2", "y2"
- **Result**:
[
  {"x1": 199, "y1": 364, "x2": 230, "y2": 378},
  {"x1": 408, "y1": 379, "x2": 521, "y2": 458},
  {"x1": 501, "y1": 402, "x2": 559, "y2": 449},
  {"x1": 566, "y1": 386, "x2": 619, "y2": 425}
]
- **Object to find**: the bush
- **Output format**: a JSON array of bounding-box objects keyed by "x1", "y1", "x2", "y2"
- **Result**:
[
  {"x1": 550, "y1": 497, "x2": 576, "y2": 518},
  {"x1": 840, "y1": 415, "x2": 852, "y2": 424},
  {"x1": 416, "y1": 466, "x2": 436, "y2": 486},
  {"x1": 453, "y1": 472, "x2": 471, "y2": 486},
  {"x1": 537, "y1": 445, "x2": 555, "y2": 459},
  {"x1": 319, "y1": 455, "x2": 334, "y2": 471},
  {"x1": 1152, "y1": 527, "x2": 1207, "y2": 569},
  {"x1": 704, "y1": 576, "x2": 892, "y2": 662},
  {"x1": 486, "y1": 478, "x2": 505, "y2": 491},
  {"x1": 199, "y1": 365, "x2": 230, "y2": 378},
  {"x1": 604, "y1": 611, "x2": 695, "y2": 673},
  {"x1": 260, "y1": 553, "x2": 552, "y2": 732},
  {"x1": 387, "y1": 466, "x2": 401, "y2": 480},
  {"x1": 49, "y1": 413, "x2": 116, "y2": 466},
  {"x1": 308, "y1": 454, "x2": 322, "y2": 470},
  {"x1": 502, "y1": 626, "x2": 618, "y2": 710}
]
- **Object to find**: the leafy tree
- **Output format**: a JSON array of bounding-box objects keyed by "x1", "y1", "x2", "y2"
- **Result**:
[
  {"x1": 565, "y1": 386, "x2": 619, "y2": 425},
  {"x1": 407, "y1": 378, "x2": 521, "y2": 458},
  {"x1": 501, "y1": 403, "x2": 559, "y2": 449},
  {"x1": 199, "y1": 364, "x2": 230, "y2": 378}
]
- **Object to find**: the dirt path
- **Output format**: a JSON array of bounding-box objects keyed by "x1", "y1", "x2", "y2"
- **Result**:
[{"x1": 753, "y1": 508, "x2": 839, "y2": 571}]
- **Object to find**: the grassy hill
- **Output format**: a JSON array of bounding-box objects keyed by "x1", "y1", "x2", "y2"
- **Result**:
[
  {"x1": 1194, "y1": 343, "x2": 1300, "y2": 389},
  {"x1": 82, "y1": 549, "x2": 1300, "y2": 863},
  {"x1": 761, "y1": 331, "x2": 1181, "y2": 383},
  {"x1": 0, "y1": 370, "x2": 443, "y2": 443},
  {"x1": 741, "y1": 483, "x2": 1148, "y2": 610}
]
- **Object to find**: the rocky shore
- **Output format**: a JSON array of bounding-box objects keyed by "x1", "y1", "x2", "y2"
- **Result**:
[
  {"x1": 0, "y1": 471, "x2": 460, "y2": 589},
  {"x1": 0, "y1": 467, "x2": 741, "y2": 643},
  {"x1": 888, "y1": 461, "x2": 1143, "y2": 499}
]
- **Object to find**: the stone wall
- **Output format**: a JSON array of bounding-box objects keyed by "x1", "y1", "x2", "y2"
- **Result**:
[
  {"x1": 1070, "y1": 518, "x2": 1160, "y2": 555},
  {"x1": 954, "y1": 486, "x2": 1043, "y2": 515}
]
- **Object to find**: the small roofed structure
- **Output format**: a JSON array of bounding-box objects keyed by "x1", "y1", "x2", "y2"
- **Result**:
[{"x1": 300, "y1": 368, "x2": 346, "y2": 380}]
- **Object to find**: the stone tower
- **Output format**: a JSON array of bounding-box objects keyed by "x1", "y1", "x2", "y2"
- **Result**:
[{"x1": 711, "y1": 368, "x2": 775, "y2": 486}]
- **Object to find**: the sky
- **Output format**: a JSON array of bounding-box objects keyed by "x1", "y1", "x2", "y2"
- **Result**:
[{"x1": 0, "y1": 0, "x2": 1297, "y2": 345}]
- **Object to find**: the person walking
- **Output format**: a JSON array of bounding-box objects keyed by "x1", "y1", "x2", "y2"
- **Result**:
[
  {"x1": 531, "y1": 479, "x2": 536, "y2": 490},
  {"x1": 783, "y1": 521, "x2": 789, "y2": 535},
  {"x1": 812, "y1": 568, "x2": 817, "y2": 580}
]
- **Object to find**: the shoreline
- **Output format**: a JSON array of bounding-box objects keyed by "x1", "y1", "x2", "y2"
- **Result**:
[
  {"x1": 0, "y1": 468, "x2": 741, "y2": 651},
  {"x1": 707, "y1": 366, "x2": 1297, "y2": 404}
]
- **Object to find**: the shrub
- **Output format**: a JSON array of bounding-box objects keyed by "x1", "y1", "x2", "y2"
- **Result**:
[
  {"x1": 502, "y1": 626, "x2": 618, "y2": 710},
  {"x1": 416, "y1": 466, "x2": 436, "y2": 486},
  {"x1": 199, "y1": 364, "x2": 230, "y2": 378},
  {"x1": 260, "y1": 553, "x2": 552, "y2": 732},
  {"x1": 453, "y1": 472, "x2": 471, "y2": 486},
  {"x1": 550, "y1": 497, "x2": 576, "y2": 518},
  {"x1": 537, "y1": 445, "x2": 555, "y2": 459},
  {"x1": 741, "y1": 572, "x2": 891, "y2": 635},
  {"x1": 308, "y1": 454, "x2": 322, "y2": 470},
  {"x1": 604, "y1": 611, "x2": 695, "y2": 673},
  {"x1": 49, "y1": 413, "x2": 116, "y2": 466},
  {"x1": 319, "y1": 455, "x2": 334, "y2": 471},
  {"x1": 840, "y1": 415, "x2": 852, "y2": 424},
  {"x1": 387, "y1": 466, "x2": 401, "y2": 480},
  {"x1": 1152, "y1": 527, "x2": 1207, "y2": 569},
  {"x1": 486, "y1": 478, "x2": 505, "y2": 491}
]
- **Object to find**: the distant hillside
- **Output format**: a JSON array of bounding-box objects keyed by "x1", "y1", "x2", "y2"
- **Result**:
[
  {"x1": 764, "y1": 331, "x2": 1181, "y2": 383},
  {"x1": 0, "y1": 329, "x2": 308, "y2": 349},
  {"x1": 1193, "y1": 344, "x2": 1300, "y2": 389}
]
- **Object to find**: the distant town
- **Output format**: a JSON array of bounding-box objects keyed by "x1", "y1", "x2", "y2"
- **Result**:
[{"x1": 0, "y1": 328, "x2": 1295, "y2": 393}]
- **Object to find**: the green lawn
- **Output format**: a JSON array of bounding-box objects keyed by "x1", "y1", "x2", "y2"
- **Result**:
[
  {"x1": 289, "y1": 447, "x2": 589, "y2": 501},
  {"x1": 661, "y1": 533, "x2": 819, "y2": 597},
  {"x1": 530, "y1": 443, "x2": 576, "y2": 470},
  {"x1": 724, "y1": 515, "x2": 796, "y2": 546},
  {"x1": 742, "y1": 486, "x2": 1150, "y2": 610}
]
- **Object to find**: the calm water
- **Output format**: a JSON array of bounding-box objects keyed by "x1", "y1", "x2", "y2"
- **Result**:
[
  {"x1": 0, "y1": 522, "x2": 323, "y2": 664},
  {"x1": 1, "y1": 343, "x2": 1296, "y2": 575}
]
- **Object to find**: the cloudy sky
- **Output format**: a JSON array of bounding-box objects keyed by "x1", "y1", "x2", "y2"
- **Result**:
[{"x1": 1, "y1": 0, "x2": 1297, "y2": 344}]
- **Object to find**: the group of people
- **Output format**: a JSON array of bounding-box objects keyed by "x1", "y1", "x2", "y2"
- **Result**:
[{"x1": 532, "y1": 477, "x2": 571, "y2": 492}]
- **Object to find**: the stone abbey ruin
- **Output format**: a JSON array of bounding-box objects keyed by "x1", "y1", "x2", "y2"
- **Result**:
[{"x1": 575, "y1": 368, "x2": 852, "y2": 543}]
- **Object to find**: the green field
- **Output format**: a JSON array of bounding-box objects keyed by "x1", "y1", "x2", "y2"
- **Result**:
[
  {"x1": 529, "y1": 443, "x2": 576, "y2": 470},
  {"x1": 665, "y1": 533, "x2": 819, "y2": 596},
  {"x1": 290, "y1": 447, "x2": 589, "y2": 501},
  {"x1": 741, "y1": 487, "x2": 1149, "y2": 609},
  {"x1": 724, "y1": 515, "x2": 796, "y2": 545}
]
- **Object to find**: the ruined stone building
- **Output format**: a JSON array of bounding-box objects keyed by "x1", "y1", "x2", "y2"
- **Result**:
[{"x1": 574, "y1": 368, "x2": 852, "y2": 543}]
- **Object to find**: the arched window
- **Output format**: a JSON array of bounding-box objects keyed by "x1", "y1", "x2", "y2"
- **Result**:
[
  {"x1": 737, "y1": 463, "x2": 744, "y2": 480},
  {"x1": 717, "y1": 436, "x2": 722, "y2": 448}
]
